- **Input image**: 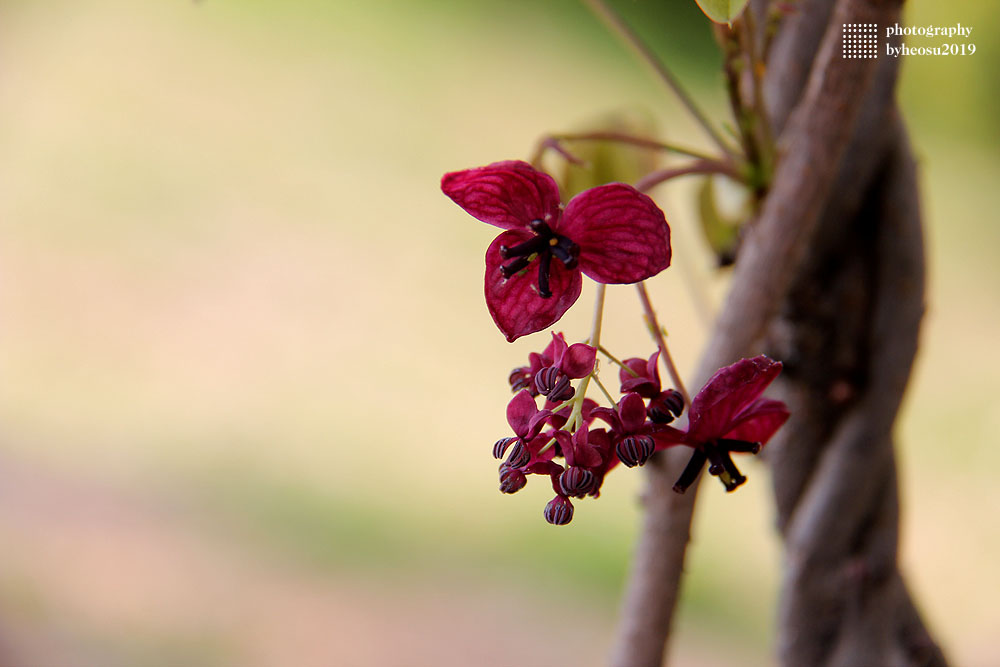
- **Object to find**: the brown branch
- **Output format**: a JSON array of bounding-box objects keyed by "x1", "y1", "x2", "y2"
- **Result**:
[
  {"x1": 609, "y1": 0, "x2": 906, "y2": 665},
  {"x1": 768, "y1": 115, "x2": 947, "y2": 666}
]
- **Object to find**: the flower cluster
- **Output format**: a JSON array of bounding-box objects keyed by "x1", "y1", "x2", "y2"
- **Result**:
[
  {"x1": 443, "y1": 160, "x2": 789, "y2": 525},
  {"x1": 495, "y1": 332, "x2": 788, "y2": 523}
]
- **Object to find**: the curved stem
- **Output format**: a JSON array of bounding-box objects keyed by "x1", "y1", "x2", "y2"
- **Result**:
[
  {"x1": 540, "y1": 131, "x2": 720, "y2": 163},
  {"x1": 581, "y1": 0, "x2": 740, "y2": 160},
  {"x1": 592, "y1": 373, "x2": 617, "y2": 406},
  {"x1": 635, "y1": 283, "x2": 690, "y2": 406},
  {"x1": 635, "y1": 159, "x2": 743, "y2": 192},
  {"x1": 529, "y1": 136, "x2": 587, "y2": 168}
]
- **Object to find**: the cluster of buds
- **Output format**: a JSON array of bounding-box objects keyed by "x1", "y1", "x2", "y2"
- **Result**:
[{"x1": 496, "y1": 334, "x2": 788, "y2": 525}]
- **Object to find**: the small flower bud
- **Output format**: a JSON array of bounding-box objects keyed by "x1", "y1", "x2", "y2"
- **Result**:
[
  {"x1": 508, "y1": 366, "x2": 536, "y2": 395},
  {"x1": 543, "y1": 495, "x2": 574, "y2": 525},
  {"x1": 499, "y1": 466, "x2": 527, "y2": 494},
  {"x1": 534, "y1": 367, "x2": 574, "y2": 401},
  {"x1": 493, "y1": 436, "x2": 517, "y2": 460},
  {"x1": 616, "y1": 435, "x2": 656, "y2": 468},
  {"x1": 505, "y1": 440, "x2": 531, "y2": 468},
  {"x1": 558, "y1": 466, "x2": 595, "y2": 497},
  {"x1": 647, "y1": 389, "x2": 685, "y2": 424}
]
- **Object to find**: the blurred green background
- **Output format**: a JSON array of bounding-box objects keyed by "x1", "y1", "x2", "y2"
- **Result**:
[{"x1": 0, "y1": 1, "x2": 997, "y2": 665}]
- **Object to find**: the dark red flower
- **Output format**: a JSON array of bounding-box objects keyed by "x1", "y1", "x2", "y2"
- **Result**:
[
  {"x1": 493, "y1": 390, "x2": 551, "y2": 467},
  {"x1": 534, "y1": 332, "x2": 597, "y2": 401},
  {"x1": 442, "y1": 160, "x2": 671, "y2": 341},
  {"x1": 592, "y1": 392, "x2": 684, "y2": 468},
  {"x1": 654, "y1": 356, "x2": 790, "y2": 493},
  {"x1": 618, "y1": 351, "x2": 685, "y2": 423},
  {"x1": 619, "y1": 351, "x2": 663, "y2": 398},
  {"x1": 508, "y1": 332, "x2": 597, "y2": 401}
]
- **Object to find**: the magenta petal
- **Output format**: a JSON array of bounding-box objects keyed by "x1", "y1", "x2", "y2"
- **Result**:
[
  {"x1": 589, "y1": 406, "x2": 621, "y2": 432},
  {"x1": 560, "y1": 184, "x2": 671, "y2": 284},
  {"x1": 618, "y1": 393, "x2": 647, "y2": 433},
  {"x1": 541, "y1": 333, "x2": 565, "y2": 366},
  {"x1": 645, "y1": 351, "x2": 661, "y2": 384},
  {"x1": 575, "y1": 445, "x2": 604, "y2": 468},
  {"x1": 528, "y1": 351, "x2": 548, "y2": 374},
  {"x1": 724, "y1": 398, "x2": 790, "y2": 446},
  {"x1": 524, "y1": 460, "x2": 563, "y2": 476},
  {"x1": 571, "y1": 427, "x2": 603, "y2": 468},
  {"x1": 620, "y1": 352, "x2": 661, "y2": 398},
  {"x1": 547, "y1": 332, "x2": 568, "y2": 364},
  {"x1": 650, "y1": 425, "x2": 686, "y2": 450},
  {"x1": 441, "y1": 160, "x2": 562, "y2": 231},
  {"x1": 558, "y1": 342, "x2": 597, "y2": 379},
  {"x1": 553, "y1": 431, "x2": 576, "y2": 466},
  {"x1": 485, "y1": 231, "x2": 582, "y2": 342},
  {"x1": 506, "y1": 390, "x2": 538, "y2": 438},
  {"x1": 527, "y1": 408, "x2": 553, "y2": 435},
  {"x1": 688, "y1": 356, "x2": 783, "y2": 442}
]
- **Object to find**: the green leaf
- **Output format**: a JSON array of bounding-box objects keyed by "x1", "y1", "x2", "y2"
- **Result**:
[
  {"x1": 692, "y1": 0, "x2": 750, "y2": 25},
  {"x1": 697, "y1": 175, "x2": 746, "y2": 267}
]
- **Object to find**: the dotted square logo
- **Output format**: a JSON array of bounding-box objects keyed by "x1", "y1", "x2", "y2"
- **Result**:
[{"x1": 843, "y1": 23, "x2": 879, "y2": 59}]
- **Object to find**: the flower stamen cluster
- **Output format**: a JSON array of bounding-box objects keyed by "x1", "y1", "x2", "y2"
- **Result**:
[{"x1": 492, "y1": 338, "x2": 788, "y2": 523}]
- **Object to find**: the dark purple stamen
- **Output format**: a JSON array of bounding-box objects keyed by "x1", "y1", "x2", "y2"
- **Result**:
[
  {"x1": 672, "y1": 449, "x2": 708, "y2": 494},
  {"x1": 508, "y1": 366, "x2": 535, "y2": 394},
  {"x1": 498, "y1": 218, "x2": 580, "y2": 299},
  {"x1": 616, "y1": 435, "x2": 656, "y2": 468},
  {"x1": 534, "y1": 367, "x2": 574, "y2": 401},
  {"x1": 718, "y1": 438, "x2": 762, "y2": 454},
  {"x1": 559, "y1": 467, "x2": 595, "y2": 497},
  {"x1": 543, "y1": 496, "x2": 574, "y2": 525},
  {"x1": 493, "y1": 436, "x2": 518, "y2": 460},
  {"x1": 648, "y1": 389, "x2": 685, "y2": 424},
  {"x1": 704, "y1": 442, "x2": 746, "y2": 492},
  {"x1": 500, "y1": 235, "x2": 548, "y2": 259},
  {"x1": 549, "y1": 237, "x2": 580, "y2": 270},
  {"x1": 499, "y1": 255, "x2": 531, "y2": 278},
  {"x1": 537, "y1": 251, "x2": 552, "y2": 298},
  {"x1": 505, "y1": 440, "x2": 530, "y2": 468}
]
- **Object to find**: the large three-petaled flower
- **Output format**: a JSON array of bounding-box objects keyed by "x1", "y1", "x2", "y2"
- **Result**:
[{"x1": 442, "y1": 160, "x2": 671, "y2": 341}]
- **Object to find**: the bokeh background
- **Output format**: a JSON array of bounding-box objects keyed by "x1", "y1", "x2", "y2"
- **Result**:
[{"x1": 1, "y1": 1, "x2": 997, "y2": 665}]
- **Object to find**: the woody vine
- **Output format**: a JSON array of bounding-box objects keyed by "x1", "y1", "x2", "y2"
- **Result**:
[{"x1": 441, "y1": 0, "x2": 947, "y2": 666}]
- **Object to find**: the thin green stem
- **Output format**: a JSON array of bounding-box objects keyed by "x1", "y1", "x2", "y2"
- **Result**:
[
  {"x1": 568, "y1": 284, "x2": 607, "y2": 431},
  {"x1": 581, "y1": 0, "x2": 739, "y2": 160},
  {"x1": 598, "y1": 344, "x2": 639, "y2": 377},
  {"x1": 592, "y1": 373, "x2": 618, "y2": 406},
  {"x1": 546, "y1": 398, "x2": 574, "y2": 414},
  {"x1": 635, "y1": 282, "x2": 690, "y2": 406},
  {"x1": 537, "y1": 284, "x2": 609, "y2": 456}
]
